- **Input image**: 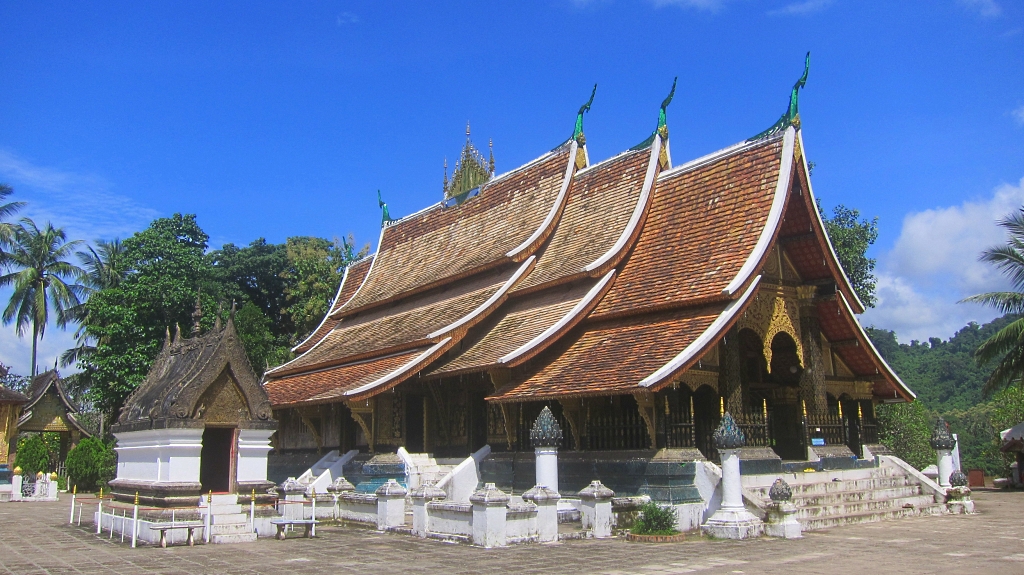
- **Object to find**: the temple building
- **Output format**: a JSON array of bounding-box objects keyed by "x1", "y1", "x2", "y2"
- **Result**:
[
  {"x1": 263, "y1": 64, "x2": 914, "y2": 492},
  {"x1": 16, "y1": 370, "x2": 92, "y2": 465}
]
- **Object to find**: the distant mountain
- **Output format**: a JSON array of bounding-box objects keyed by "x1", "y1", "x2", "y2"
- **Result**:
[{"x1": 866, "y1": 315, "x2": 1017, "y2": 412}]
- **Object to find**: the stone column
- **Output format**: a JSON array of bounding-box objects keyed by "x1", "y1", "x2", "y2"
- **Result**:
[
  {"x1": 578, "y1": 480, "x2": 615, "y2": 538},
  {"x1": 470, "y1": 483, "x2": 509, "y2": 548},
  {"x1": 47, "y1": 473, "x2": 58, "y2": 499},
  {"x1": 531, "y1": 406, "x2": 562, "y2": 493},
  {"x1": 279, "y1": 477, "x2": 307, "y2": 520},
  {"x1": 522, "y1": 485, "x2": 560, "y2": 543},
  {"x1": 702, "y1": 413, "x2": 763, "y2": 539},
  {"x1": 764, "y1": 478, "x2": 801, "y2": 539},
  {"x1": 930, "y1": 417, "x2": 956, "y2": 488},
  {"x1": 375, "y1": 479, "x2": 408, "y2": 530},
  {"x1": 718, "y1": 327, "x2": 743, "y2": 412},
  {"x1": 326, "y1": 477, "x2": 355, "y2": 520},
  {"x1": 409, "y1": 483, "x2": 446, "y2": 538}
]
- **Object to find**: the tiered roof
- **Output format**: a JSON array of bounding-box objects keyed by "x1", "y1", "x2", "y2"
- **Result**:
[{"x1": 264, "y1": 83, "x2": 914, "y2": 408}]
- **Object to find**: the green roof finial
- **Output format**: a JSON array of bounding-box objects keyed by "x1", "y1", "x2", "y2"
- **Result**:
[
  {"x1": 749, "y1": 52, "x2": 810, "y2": 141},
  {"x1": 631, "y1": 77, "x2": 678, "y2": 151},
  {"x1": 378, "y1": 190, "x2": 392, "y2": 226},
  {"x1": 573, "y1": 84, "x2": 597, "y2": 143}
]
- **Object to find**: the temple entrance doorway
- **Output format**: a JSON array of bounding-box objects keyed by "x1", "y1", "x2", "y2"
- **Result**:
[
  {"x1": 405, "y1": 394, "x2": 425, "y2": 453},
  {"x1": 200, "y1": 427, "x2": 236, "y2": 493}
]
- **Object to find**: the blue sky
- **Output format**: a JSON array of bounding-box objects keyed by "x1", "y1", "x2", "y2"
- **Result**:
[{"x1": 1, "y1": 0, "x2": 1022, "y2": 375}]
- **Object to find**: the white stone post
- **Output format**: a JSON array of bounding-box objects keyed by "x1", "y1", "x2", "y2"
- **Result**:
[
  {"x1": 523, "y1": 485, "x2": 560, "y2": 543},
  {"x1": 326, "y1": 476, "x2": 355, "y2": 522},
  {"x1": 530, "y1": 407, "x2": 563, "y2": 493},
  {"x1": 47, "y1": 474, "x2": 58, "y2": 500},
  {"x1": 409, "y1": 483, "x2": 446, "y2": 538},
  {"x1": 764, "y1": 478, "x2": 802, "y2": 539},
  {"x1": 702, "y1": 413, "x2": 763, "y2": 540},
  {"x1": 375, "y1": 479, "x2": 408, "y2": 531},
  {"x1": 578, "y1": 480, "x2": 615, "y2": 538},
  {"x1": 10, "y1": 470, "x2": 22, "y2": 501},
  {"x1": 931, "y1": 417, "x2": 957, "y2": 488},
  {"x1": 470, "y1": 483, "x2": 509, "y2": 548},
  {"x1": 33, "y1": 473, "x2": 45, "y2": 497},
  {"x1": 279, "y1": 478, "x2": 306, "y2": 520}
]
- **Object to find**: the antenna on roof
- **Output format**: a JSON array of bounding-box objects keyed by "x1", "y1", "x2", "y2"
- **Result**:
[{"x1": 749, "y1": 51, "x2": 810, "y2": 141}]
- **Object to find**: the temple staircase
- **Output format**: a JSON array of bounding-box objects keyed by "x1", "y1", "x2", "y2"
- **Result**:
[
  {"x1": 297, "y1": 449, "x2": 359, "y2": 493},
  {"x1": 743, "y1": 462, "x2": 946, "y2": 531},
  {"x1": 201, "y1": 494, "x2": 256, "y2": 544},
  {"x1": 402, "y1": 452, "x2": 461, "y2": 490}
]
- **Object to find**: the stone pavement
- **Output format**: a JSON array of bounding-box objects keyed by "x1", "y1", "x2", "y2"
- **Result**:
[{"x1": 1, "y1": 490, "x2": 1022, "y2": 575}]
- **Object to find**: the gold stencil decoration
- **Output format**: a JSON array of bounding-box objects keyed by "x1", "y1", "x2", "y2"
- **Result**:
[{"x1": 736, "y1": 288, "x2": 804, "y2": 370}]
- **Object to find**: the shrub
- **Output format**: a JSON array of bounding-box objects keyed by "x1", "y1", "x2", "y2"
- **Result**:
[
  {"x1": 631, "y1": 501, "x2": 678, "y2": 535},
  {"x1": 14, "y1": 435, "x2": 51, "y2": 477},
  {"x1": 66, "y1": 437, "x2": 117, "y2": 492}
]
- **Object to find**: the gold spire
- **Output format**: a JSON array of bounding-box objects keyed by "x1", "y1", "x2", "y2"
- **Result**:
[{"x1": 444, "y1": 123, "x2": 493, "y2": 202}]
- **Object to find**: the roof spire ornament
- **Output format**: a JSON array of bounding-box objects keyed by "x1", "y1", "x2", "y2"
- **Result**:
[
  {"x1": 443, "y1": 123, "x2": 493, "y2": 204},
  {"x1": 378, "y1": 190, "x2": 393, "y2": 227},
  {"x1": 631, "y1": 77, "x2": 677, "y2": 156},
  {"x1": 570, "y1": 84, "x2": 597, "y2": 168},
  {"x1": 191, "y1": 290, "x2": 203, "y2": 336},
  {"x1": 750, "y1": 52, "x2": 810, "y2": 141}
]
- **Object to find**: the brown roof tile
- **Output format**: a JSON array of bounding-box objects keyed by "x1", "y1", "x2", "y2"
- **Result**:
[
  {"x1": 490, "y1": 304, "x2": 727, "y2": 402},
  {"x1": 427, "y1": 277, "x2": 605, "y2": 377},
  {"x1": 593, "y1": 138, "x2": 784, "y2": 317},
  {"x1": 336, "y1": 147, "x2": 572, "y2": 316},
  {"x1": 269, "y1": 265, "x2": 519, "y2": 377},
  {"x1": 265, "y1": 348, "x2": 428, "y2": 407},
  {"x1": 293, "y1": 256, "x2": 374, "y2": 354},
  {"x1": 514, "y1": 149, "x2": 651, "y2": 292}
]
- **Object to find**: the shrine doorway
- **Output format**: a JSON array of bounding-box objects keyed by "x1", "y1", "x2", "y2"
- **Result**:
[
  {"x1": 405, "y1": 394, "x2": 425, "y2": 453},
  {"x1": 200, "y1": 427, "x2": 236, "y2": 493}
]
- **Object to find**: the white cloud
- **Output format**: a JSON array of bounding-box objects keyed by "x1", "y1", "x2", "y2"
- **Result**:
[
  {"x1": 1013, "y1": 105, "x2": 1024, "y2": 126},
  {"x1": 336, "y1": 12, "x2": 359, "y2": 25},
  {"x1": 768, "y1": 0, "x2": 835, "y2": 16},
  {"x1": 0, "y1": 320, "x2": 78, "y2": 378},
  {"x1": 958, "y1": 0, "x2": 1001, "y2": 17},
  {"x1": 862, "y1": 177, "x2": 1024, "y2": 342},
  {"x1": 650, "y1": 0, "x2": 731, "y2": 11}
]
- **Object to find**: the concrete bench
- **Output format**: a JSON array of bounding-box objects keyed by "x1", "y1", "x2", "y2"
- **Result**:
[
  {"x1": 270, "y1": 518, "x2": 319, "y2": 540},
  {"x1": 150, "y1": 521, "x2": 205, "y2": 547}
]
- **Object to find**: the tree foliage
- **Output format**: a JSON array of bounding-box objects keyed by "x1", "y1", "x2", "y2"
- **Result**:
[
  {"x1": 876, "y1": 401, "x2": 934, "y2": 470},
  {"x1": 818, "y1": 201, "x2": 879, "y2": 307},
  {"x1": 14, "y1": 435, "x2": 51, "y2": 476},
  {"x1": 66, "y1": 437, "x2": 117, "y2": 491},
  {"x1": 631, "y1": 501, "x2": 678, "y2": 535},
  {"x1": 282, "y1": 235, "x2": 366, "y2": 339}
]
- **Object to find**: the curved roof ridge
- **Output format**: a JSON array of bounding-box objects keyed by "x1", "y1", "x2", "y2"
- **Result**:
[
  {"x1": 506, "y1": 141, "x2": 579, "y2": 259},
  {"x1": 292, "y1": 255, "x2": 376, "y2": 353},
  {"x1": 489, "y1": 141, "x2": 570, "y2": 183},
  {"x1": 658, "y1": 132, "x2": 785, "y2": 181},
  {"x1": 638, "y1": 275, "x2": 761, "y2": 389},
  {"x1": 835, "y1": 291, "x2": 915, "y2": 400}
]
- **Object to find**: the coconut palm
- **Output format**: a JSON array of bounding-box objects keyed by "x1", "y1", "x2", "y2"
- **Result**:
[
  {"x1": 0, "y1": 184, "x2": 26, "y2": 259},
  {"x1": 59, "y1": 239, "x2": 127, "y2": 368},
  {"x1": 0, "y1": 218, "x2": 86, "y2": 377},
  {"x1": 962, "y1": 208, "x2": 1024, "y2": 394}
]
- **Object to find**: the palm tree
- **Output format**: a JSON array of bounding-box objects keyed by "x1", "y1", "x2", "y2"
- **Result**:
[
  {"x1": 0, "y1": 218, "x2": 85, "y2": 377},
  {"x1": 0, "y1": 184, "x2": 26, "y2": 259},
  {"x1": 59, "y1": 239, "x2": 127, "y2": 368},
  {"x1": 963, "y1": 208, "x2": 1024, "y2": 394}
]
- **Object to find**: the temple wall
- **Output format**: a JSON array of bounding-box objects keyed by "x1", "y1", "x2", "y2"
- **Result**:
[
  {"x1": 237, "y1": 429, "x2": 274, "y2": 484},
  {"x1": 113, "y1": 428, "x2": 203, "y2": 483}
]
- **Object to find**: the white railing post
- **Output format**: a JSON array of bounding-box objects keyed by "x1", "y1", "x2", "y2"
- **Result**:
[
  {"x1": 250, "y1": 488, "x2": 256, "y2": 533},
  {"x1": 131, "y1": 492, "x2": 139, "y2": 548},
  {"x1": 204, "y1": 490, "x2": 212, "y2": 544},
  {"x1": 69, "y1": 484, "x2": 77, "y2": 524}
]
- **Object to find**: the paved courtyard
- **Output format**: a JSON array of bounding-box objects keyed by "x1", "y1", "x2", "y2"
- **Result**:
[{"x1": 1, "y1": 490, "x2": 1022, "y2": 575}]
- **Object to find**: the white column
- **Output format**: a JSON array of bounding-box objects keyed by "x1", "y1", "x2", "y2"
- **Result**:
[
  {"x1": 523, "y1": 485, "x2": 560, "y2": 543},
  {"x1": 11, "y1": 473, "x2": 22, "y2": 501},
  {"x1": 236, "y1": 429, "x2": 274, "y2": 483},
  {"x1": 409, "y1": 483, "x2": 445, "y2": 538},
  {"x1": 937, "y1": 449, "x2": 954, "y2": 488},
  {"x1": 375, "y1": 479, "x2": 407, "y2": 530},
  {"x1": 470, "y1": 483, "x2": 509, "y2": 548},
  {"x1": 535, "y1": 446, "x2": 558, "y2": 493},
  {"x1": 701, "y1": 447, "x2": 763, "y2": 540},
  {"x1": 577, "y1": 480, "x2": 614, "y2": 538},
  {"x1": 720, "y1": 448, "x2": 743, "y2": 511}
]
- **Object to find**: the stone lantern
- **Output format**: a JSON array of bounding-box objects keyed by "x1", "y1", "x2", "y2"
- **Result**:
[
  {"x1": 765, "y1": 478, "x2": 801, "y2": 538},
  {"x1": 930, "y1": 417, "x2": 956, "y2": 488},
  {"x1": 530, "y1": 406, "x2": 562, "y2": 493},
  {"x1": 701, "y1": 413, "x2": 763, "y2": 539}
]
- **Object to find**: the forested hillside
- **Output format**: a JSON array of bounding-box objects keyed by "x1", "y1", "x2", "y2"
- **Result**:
[{"x1": 867, "y1": 316, "x2": 1024, "y2": 475}]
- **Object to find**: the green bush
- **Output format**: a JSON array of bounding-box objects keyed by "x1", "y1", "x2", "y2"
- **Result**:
[
  {"x1": 65, "y1": 437, "x2": 117, "y2": 492},
  {"x1": 631, "y1": 501, "x2": 678, "y2": 535},
  {"x1": 14, "y1": 435, "x2": 51, "y2": 477}
]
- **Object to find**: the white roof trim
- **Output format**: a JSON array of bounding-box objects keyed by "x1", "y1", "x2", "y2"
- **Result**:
[
  {"x1": 343, "y1": 337, "x2": 452, "y2": 397},
  {"x1": 797, "y1": 131, "x2": 867, "y2": 312},
  {"x1": 329, "y1": 226, "x2": 387, "y2": 318},
  {"x1": 722, "y1": 127, "x2": 796, "y2": 296},
  {"x1": 291, "y1": 265, "x2": 354, "y2": 353},
  {"x1": 507, "y1": 141, "x2": 578, "y2": 259},
  {"x1": 836, "y1": 291, "x2": 916, "y2": 400},
  {"x1": 426, "y1": 256, "x2": 535, "y2": 339},
  {"x1": 498, "y1": 270, "x2": 616, "y2": 365},
  {"x1": 638, "y1": 275, "x2": 762, "y2": 388},
  {"x1": 584, "y1": 135, "x2": 661, "y2": 272},
  {"x1": 658, "y1": 135, "x2": 779, "y2": 180}
]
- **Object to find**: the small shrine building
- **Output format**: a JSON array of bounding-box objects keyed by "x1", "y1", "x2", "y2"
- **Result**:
[
  {"x1": 109, "y1": 308, "x2": 277, "y2": 506},
  {"x1": 263, "y1": 65, "x2": 915, "y2": 490},
  {"x1": 16, "y1": 370, "x2": 92, "y2": 465}
]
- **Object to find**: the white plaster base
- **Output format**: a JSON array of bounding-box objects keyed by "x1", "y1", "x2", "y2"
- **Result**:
[
  {"x1": 702, "y1": 508, "x2": 763, "y2": 540},
  {"x1": 764, "y1": 502, "x2": 802, "y2": 539}
]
